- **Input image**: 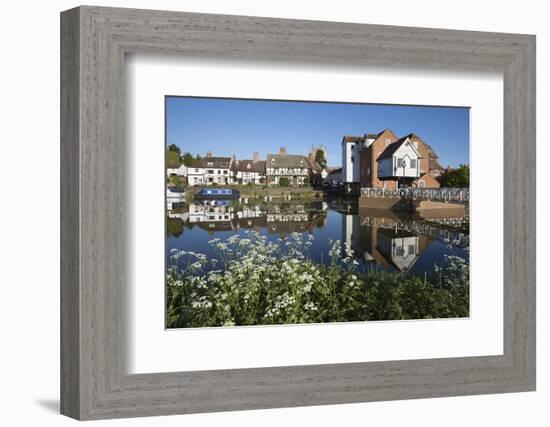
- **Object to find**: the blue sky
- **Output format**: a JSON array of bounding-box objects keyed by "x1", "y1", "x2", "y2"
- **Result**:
[{"x1": 166, "y1": 96, "x2": 469, "y2": 167}]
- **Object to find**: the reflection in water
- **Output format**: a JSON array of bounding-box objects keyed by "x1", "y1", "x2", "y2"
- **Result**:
[{"x1": 167, "y1": 199, "x2": 469, "y2": 278}]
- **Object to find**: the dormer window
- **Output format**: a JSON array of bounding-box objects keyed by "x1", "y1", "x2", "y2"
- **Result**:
[{"x1": 246, "y1": 164, "x2": 251, "y2": 169}]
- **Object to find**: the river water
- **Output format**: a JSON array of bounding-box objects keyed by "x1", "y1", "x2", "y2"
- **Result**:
[{"x1": 166, "y1": 198, "x2": 469, "y2": 278}]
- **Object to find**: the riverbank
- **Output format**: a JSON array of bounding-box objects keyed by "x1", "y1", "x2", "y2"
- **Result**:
[{"x1": 184, "y1": 184, "x2": 324, "y2": 202}]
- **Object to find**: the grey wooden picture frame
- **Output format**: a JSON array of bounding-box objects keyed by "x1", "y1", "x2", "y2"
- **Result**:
[{"x1": 60, "y1": 5, "x2": 536, "y2": 421}]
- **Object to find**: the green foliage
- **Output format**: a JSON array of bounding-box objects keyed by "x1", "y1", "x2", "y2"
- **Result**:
[
  {"x1": 439, "y1": 164, "x2": 470, "y2": 188},
  {"x1": 181, "y1": 152, "x2": 195, "y2": 166},
  {"x1": 315, "y1": 149, "x2": 327, "y2": 168},
  {"x1": 166, "y1": 218, "x2": 184, "y2": 238},
  {"x1": 279, "y1": 177, "x2": 290, "y2": 187},
  {"x1": 166, "y1": 149, "x2": 181, "y2": 168},
  {"x1": 168, "y1": 144, "x2": 181, "y2": 155},
  {"x1": 170, "y1": 175, "x2": 183, "y2": 187},
  {"x1": 166, "y1": 232, "x2": 469, "y2": 328}
]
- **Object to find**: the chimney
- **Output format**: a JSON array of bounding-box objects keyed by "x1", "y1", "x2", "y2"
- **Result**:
[
  {"x1": 279, "y1": 147, "x2": 287, "y2": 157},
  {"x1": 232, "y1": 154, "x2": 236, "y2": 161},
  {"x1": 253, "y1": 152, "x2": 259, "y2": 162},
  {"x1": 206, "y1": 151, "x2": 212, "y2": 158}
]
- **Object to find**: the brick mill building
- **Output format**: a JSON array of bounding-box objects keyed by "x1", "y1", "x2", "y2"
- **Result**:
[{"x1": 342, "y1": 129, "x2": 443, "y2": 192}]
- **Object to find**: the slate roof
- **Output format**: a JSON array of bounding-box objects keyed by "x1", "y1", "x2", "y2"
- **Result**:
[
  {"x1": 327, "y1": 167, "x2": 342, "y2": 175},
  {"x1": 195, "y1": 156, "x2": 232, "y2": 168},
  {"x1": 429, "y1": 157, "x2": 444, "y2": 170},
  {"x1": 231, "y1": 159, "x2": 266, "y2": 173},
  {"x1": 377, "y1": 136, "x2": 412, "y2": 160},
  {"x1": 424, "y1": 143, "x2": 440, "y2": 159},
  {"x1": 266, "y1": 153, "x2": 309, "y2": 169},
  {"x1": 305, "y1": 158, "x2": 323, "y2": 172},
  {"x1": 342, "y1": 135, "x2": 363, "y2": 143}
]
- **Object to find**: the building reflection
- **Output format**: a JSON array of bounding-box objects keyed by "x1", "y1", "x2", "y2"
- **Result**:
[
  {"x1": 174, "y1": 200, "x2": 327, "y2": 237},
  {"x1": 166, "y1": 200, "x2": 468, "y2": 274},
  {"x1": 342, "y1": 207, "x2": 468, "y2": 273}
]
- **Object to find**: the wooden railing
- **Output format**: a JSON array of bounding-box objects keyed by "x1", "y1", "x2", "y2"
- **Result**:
[{"x1": 360, "y1": 187, "x2": 469, "y2": 202}]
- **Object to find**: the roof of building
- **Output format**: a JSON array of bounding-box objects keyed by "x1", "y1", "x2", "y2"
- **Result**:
[
  {"x1": 231, "y1": 159, "x2": 266, "y2": 173},
  {"x1": 305, "y1": 158, "x2": 323, "y2": 172},
  {"x1": 378, "y1": 136, "x2": 424, "y2": 161},
  {"x1": 366, "y1": 133, "x2": 381, "y2": 139},
  {"x1": 327, "y1": 167, "x2": 342, "y2": 175},
  {"x1": 429, "y1": 157, "x2": 444, "y2": 170},
  {"x1": 266, "y1": 153, "x2": 309, "y2": 169},
  {"x1": 195, "y1": 156, "x2": 232, "y2": 168},
  {"x1": 377, "y1": 136, "x2": 410, "y2": 160},
  {"x1": 424, "y1": 143, "x2": 440, "y2": 159},
  {"x1": 342, "y1": 135, "x2": 364, "y2": 143}
]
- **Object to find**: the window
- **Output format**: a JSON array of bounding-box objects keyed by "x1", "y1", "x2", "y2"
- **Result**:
[
  {"x1": 410, "y1": 159, "x2": 417, "y2": 168},
  {"x1": 397, "y1": 158, "x2": 405, "y2": 168},
  {"x1": 194, "y1": 168, "x2": 199, "y2": 173}
]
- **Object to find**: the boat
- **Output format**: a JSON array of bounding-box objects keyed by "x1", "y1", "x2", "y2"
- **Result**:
[{"x1": 194, "y1": 187, "x2": 240, "y2": 200}]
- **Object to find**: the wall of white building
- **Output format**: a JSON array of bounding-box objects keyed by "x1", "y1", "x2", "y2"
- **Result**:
[{"x1": 378, "y1": 142, "x2": 420, "y2": 179}]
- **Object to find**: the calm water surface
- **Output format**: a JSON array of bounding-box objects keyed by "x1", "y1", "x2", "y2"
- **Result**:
[{"x1": 167, "y1": 199, "x2": 469, "y2": 277}]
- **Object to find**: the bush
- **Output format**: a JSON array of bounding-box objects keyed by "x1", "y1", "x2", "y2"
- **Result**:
[
  {"x1": 166, "y1": 232, "x2": 469, "y2": 328},
  {"x1": 439, "y1": 164, "x2": 469, "y2": 188},
  {"x1": 279, "y1": 177, "x2": 290, "y2": 187}
]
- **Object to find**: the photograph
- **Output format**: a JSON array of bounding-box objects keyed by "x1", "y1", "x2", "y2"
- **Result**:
[{"x1": 165, "y1": 96, "x2": 470, "y2": 329}]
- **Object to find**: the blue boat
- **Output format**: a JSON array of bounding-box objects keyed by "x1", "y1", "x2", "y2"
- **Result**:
[{"x1": 194, "y1": 187, "x2": 241, "y2": 200}]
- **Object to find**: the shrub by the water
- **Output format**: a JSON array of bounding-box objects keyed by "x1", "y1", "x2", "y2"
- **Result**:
[{"x1": 166, "y1": 231, "x2": 469, "y2": 328}]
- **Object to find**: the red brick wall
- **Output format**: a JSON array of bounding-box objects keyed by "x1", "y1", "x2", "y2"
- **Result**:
[
  {"x1": 409, "y1": 135, "x2": 430, "y2": 175},
  {"x1": 413, "y1": 173, "x2": 440, "y2": 188},
  {"x1": 369, "y1": 129, "x2": 398, "y2": 188}
]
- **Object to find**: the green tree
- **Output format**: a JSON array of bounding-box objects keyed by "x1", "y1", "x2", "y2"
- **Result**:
[
  {"x1": 315, "y1": 149, "x2": 327, "y2": 169},
  {"x1": 439, "y1": 164, "x2": 469, "y2": 188},
  {"x1": 181, "y1": 152, "x2": 194, "y2": 166},
  {"x1": 279, "y1": 177, "x2": 290, "y2": 187},
  {"x1": 168, "y1": 144, "x2": 181, "y2": 155},
  {"x1": 170, "y1": 175, "x2": 183, "y2": 187},
  {"x1": 166, "y1": 149, "x2": 182, "y2": 168}
]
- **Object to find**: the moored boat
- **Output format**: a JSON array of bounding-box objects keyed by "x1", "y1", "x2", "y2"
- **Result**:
[{"x1": 194, "y1": 188, "x2": 240, "y2": 200}]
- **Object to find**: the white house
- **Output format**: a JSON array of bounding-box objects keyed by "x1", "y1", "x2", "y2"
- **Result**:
[
  {"x1": 187, "y1": 154, "x2": 233, "y2": 186},
  {"x1": 341, "y1": 134, "x2": 378, "y2": 191},
  {"x1": 231, "y1": 154, "x2": 266, "y2": 185},
  {"x1": 166, "y1": 164, "x2": 188, "y2": 177},
  {"x1": 266, "y1": 148, "x2": 309, "y2": 186},
  {"x1": 377, "y1": 136, "x2": 421, "y2": 182},
  {"x1": 187, "y1": 165, "x2": 205, "y2": 187}
]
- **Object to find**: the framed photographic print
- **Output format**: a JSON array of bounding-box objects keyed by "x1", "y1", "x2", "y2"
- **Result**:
[{"x1": 61, "y1": 6, "x2": 536, "y2": 420}]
